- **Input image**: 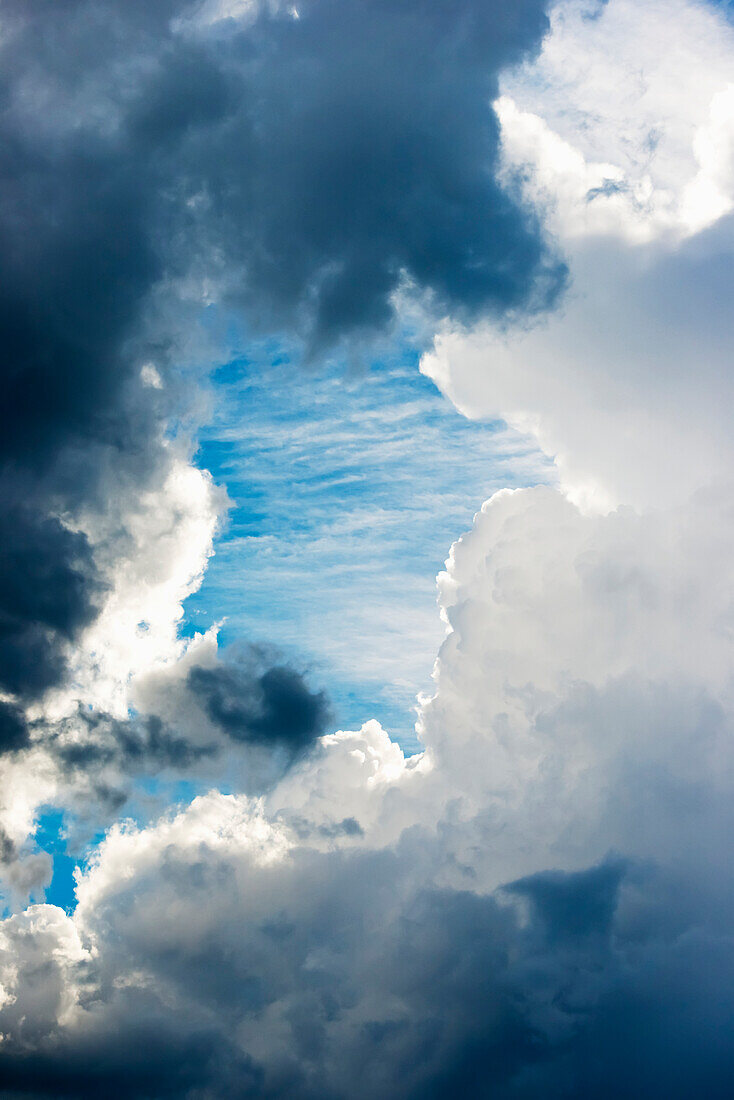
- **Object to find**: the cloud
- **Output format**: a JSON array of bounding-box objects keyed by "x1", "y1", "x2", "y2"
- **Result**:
[
  {"x1": 0, "y1": 0, "x2": 566, "y2": 893},
  {"x1": 183, "y1": 0, "x2": 565, "y2": 345},
  {"x1": 416, "y1": 485, "x2": 734, "y2": 892},
  {"x1": 1, "y1": 813, "x2": 732, "y2": 1096},
  {"x1": 0, "y1": 703, "x2": 30, "y2": 755},
  {"x1": 423, "y1": 221, "x2": 734, "y2": 510},
  {"x1": 1, "y1": 0, "x2": 733, "y2": 1096},
  {"x1": 0, "y1": 506, "x2": 105, "y2": 704},
  {"x1": 187, "y1": 653, "x2": 331, "y2": 755},
  {"x1": 0, "y1": 0, "x2": 563, "y2": 397},
  {"x1": 498, "y1": 0, "x2": 734, "y2": 241},
  {"x1": 65, "y1": 456, "x2": 225, "y2": 718},
  {"x1": 55, "y1": 711, "x2": 216, "y2": 774},
  {"x1": 0, "y1": 1024, "x2": 260, "y2": 1100},
  {"x1": 422, "y1": 0, "x2": 734, "y2": 509},
  {"x1": 40, "y1": 646, "x2": 331, "y2": 806},
  {"x1": 506, "y1": 857, "x2": 628, "y2": 942}
]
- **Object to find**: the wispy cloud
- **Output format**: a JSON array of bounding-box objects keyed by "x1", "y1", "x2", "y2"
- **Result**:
[{"x1": 186, "y1": 351, "x2": 553, "y2": 742}]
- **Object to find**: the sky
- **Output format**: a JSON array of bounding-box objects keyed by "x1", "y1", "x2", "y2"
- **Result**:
[
  {"x1": 184, "y1": 346, "x2": 552, "y2": 747},
  {"x1": 0, "y1": 0, "x2": 733, "y2": 1096}
]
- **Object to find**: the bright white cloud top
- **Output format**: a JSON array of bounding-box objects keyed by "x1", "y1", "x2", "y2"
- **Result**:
[{"x1": 0, "y1": 0, "x2": 733, "y2": 1096}]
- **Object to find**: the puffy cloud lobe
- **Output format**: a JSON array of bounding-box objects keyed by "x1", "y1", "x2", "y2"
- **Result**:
[
  {"x1": 414, "y1": 486, "x2": 734, "y2": 895},
  {"x1": 265, "y1": 719, "x2": 429, "y2": 849},
  {"x1": 67, "y1": 457, "x2": 225, "y2": 719},
  {"x1": 0, "y1": 900, "x2": 260, "y2": 1097},
  {"x1": 423, "y1": 225, "x2": 734, "y2": 510},
  {"x1": 423, "y1": 0, "x2": 734, "y2": 509}
]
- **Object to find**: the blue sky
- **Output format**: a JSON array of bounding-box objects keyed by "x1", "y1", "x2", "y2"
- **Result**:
[{"x1": 183, "y1": 343, "x2": 554, "y2": 750}]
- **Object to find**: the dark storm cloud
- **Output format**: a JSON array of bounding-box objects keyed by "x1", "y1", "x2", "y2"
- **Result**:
[
  {"x1": 0, "y1": 703, "x2": 30, "y2": 755},
  {"x1": 3, "y1": 851, "x2": 734, "y2": 1099},
  {"x1": 188, "y1": 656, "x2": 331, "y2": 754},
  {"x1": 175, "y1": 0, "x2": 567, "y2": 345},
  {"x1": 0, "y1": 143, "x2": 157, "y2": 467},
  {"x1": 0, "y1": 1012, "x2": 263, "y2": 1099},
  {"x1": 0, "y1": 2, "x2": 162, "y2": 703},
  {"x1": 0, "y1": 507, "x2": 105, "y2": 706},
  {"x1": 394, "y1": 864, "x2": 734, "y2": 1100},
  {"x1": 506, "y1": 857, "x2": 627, "y2": 942},
  {"x1": 0, "y1": 0, "x2": 564, "y2": 444}
]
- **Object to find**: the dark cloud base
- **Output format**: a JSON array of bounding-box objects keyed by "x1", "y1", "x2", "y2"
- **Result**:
[{"x1": 0, "y1": 855, "x2": 731, "y2": 1098}]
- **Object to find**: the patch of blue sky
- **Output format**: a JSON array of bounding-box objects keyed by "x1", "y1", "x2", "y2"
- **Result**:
[
  {"x1": 184, "y1": 342, "x2": 555, "y2": 751},
  {"x1": 34, "y1": 810, "x2": 84, "y2": 913}
]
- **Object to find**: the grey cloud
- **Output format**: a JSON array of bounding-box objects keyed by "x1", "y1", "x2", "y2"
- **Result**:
[
  {"x1": 0, "y1": 506, "x2": 105, "y2": 709},
  {"x1": 318, "y1": 817, "x2": 364, "y2": 839},
  {"x1": 0, "y1": 827, "x2": 17, "y2": 864},
  {"x1": 3, "y1": 847, "x2": 734, "y2": 1098},
  {"x1": 187, "y1": 655, "x2": 331, "y2": 755},
  {"x1": 0, "y1": 702, "x2": 30, "y2": 755},
  {"x1": 40, "y1": 654, "x2": 329, "y2": 808},
  {"x1": 0, "y1": 828, "x2": 52, "y2": 910},
  {"x1": 289, "y1": 815, "x2": 365, "y2": 841},
  {"x1": 56, "y1": 710, "x2": 217, "y2": 775},
  {"x1": 0, "y1": 1007, "x2": 264, "y2": 1099},
  {"x1": 506, "y1": 858, "x2": 628, "y2": 943},
  {"x1": 177, "y1": 0, "x2": 567, "y2": 346}
]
